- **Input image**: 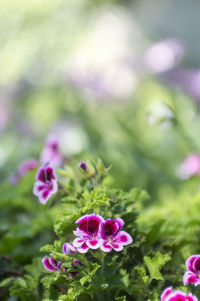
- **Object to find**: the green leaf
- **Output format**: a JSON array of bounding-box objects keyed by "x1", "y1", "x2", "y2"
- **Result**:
[
  {"x1": 89, "y1": 263, "x2": 100, "y2": 277},
  {"x1": 0, "y1": 277, "x2": 14, "y2": 287},
  {"x1": 16, "y1": 277, "x2": 27, "y2": 288},
  {"x1": 144, "y1": 252, "x2": 171, "y2": 280},
  {"x1": 115, "y1": 296, "x2": 126, "y2": 301},
  {"x1": 80, "y1": 275, "x2": 90, "y2": 286}
]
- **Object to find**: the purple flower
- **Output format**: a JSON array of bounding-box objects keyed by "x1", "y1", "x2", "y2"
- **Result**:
[
  {"x1": 78, "y1": 161, "x2": 88, "y2": 172},
  {"x1": 73, "y1": 214, "x2": 104, "y2": 253},
  {"x1": 18, "y1": 159, "x2": 38, "y2": 177},
  {"x1": 33, "y1": 163, "x2": 58, "y2": 204},
  {"x1": 62, "y1": 243, "x2": 77, "y2": 255},
  {"x1": 161, "y1": 287, "x2": 198, "y2": 301},
  {"x1": 163, "y1": 69, "x2": 200, "y2": 102},
  {"x1": 177, "y1": 154, "x2": 200, "y2": 179},
  {"x1": 99, "y1": 218, "x2": 133, "y2": 252},
  {"x1": 40, "y1": 138, "x2": 63, "y2": 167},
  {"x1": 183, "y1": 255, "x2": 200, "y2": 286},
  {"x1": 144, "y1": 38, "x2": 184, "y2": 73},
  {"x1": 42, "y1": 256, "x2": 61, "y2": 272}
]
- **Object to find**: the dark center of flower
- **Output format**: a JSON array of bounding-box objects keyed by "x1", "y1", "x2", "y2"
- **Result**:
[
  {"x1": 79, "y1": 217, "x2": 99, "y2": 235},
  {"x1": 103, "y1": 221, "x2": 117, "y2": 237}
]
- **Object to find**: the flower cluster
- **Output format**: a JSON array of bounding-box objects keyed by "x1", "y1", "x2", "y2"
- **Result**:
[
  {"x1": 33, "y1": 163, "x2": 58, "y2": 204},
  {"x1": 160, "y1": 254, "x2": 200, "y2": 301},
  {"x1": 183, "y1": 255, "x2": 200, "y2": 286},
  {"x1": 65, "y1": 214, "x2": 133, "y2": 254},
  {"x1": 42, "y1": 256, "x2": 81, "y2": 277},
  {"x1": 161, "y1": 286, "x2": 198, "y2": 301}
]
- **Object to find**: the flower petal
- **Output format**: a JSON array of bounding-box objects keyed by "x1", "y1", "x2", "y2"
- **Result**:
[
  {"x1": 160, "y1": 286, "x2": 173, "y2": 301},
  {"x1": 192, "y1": 256, "x2": 200, "y2": 272},
  {"x1": 100, "y1": 219, "x2": 121, "y2": 240},
  {"x1": 49, "y1": 257, "x2": 58, "y2": 269},
  {"x1": 51, "y1": 180, "x2": 58, "y2": 194},
  {"x1": 187, "y1": 294, "x2": 199, "y2": 301},
  {"x1": 46, "y1": 166, "x2": 56, "y2": 181},
  {"x1": 76, "y1": 214, "x2": 104, "y2": 235},
  {"x1": 77, "y1": 242, "x2": 89, "y2": 253},
  {"x1": 186, "y1": 255, "x2": 198, "y2": 273},
  {"x1": 73, "y1": 238, "x2": 85, "y2": 248},
  {"x1": 33, "y1": 182, "x2": 47, "y2": 195},
  {"x1": 86, "y1": 239, "x2": 101, "y2": 249},
  {"x1": 165, "y1": 291, "x2": 186, "y2": 301},
  {"x1": 111, "y1": 243, "x2": 123, "y2": 252},
  {"x1": 38, "y1": 190, "x2": 50, "y2": 204},
  {"x1": 183, "y1": 271, "x2": 199, "y2": 286},
  {"x1": 42, "y1": 257, "x2": 56, "y2": 272},
  {"x1": 114, "y1": 218, "x2": 124, "y2": 232},
  {"x1": 100, "y1": 241, "x2": 112, "y2": 252},
  {"x1": 113, "y1": 231, "x2": 133, "y2": 246},
  {"x1": 37, "y1": 168, "x2": 46, "y2": 182},
  {"x1": 62, "y1": 243, "x2": 77, "y2": 254}
]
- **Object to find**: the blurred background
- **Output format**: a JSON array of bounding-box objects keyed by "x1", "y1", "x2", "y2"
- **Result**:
[{"x1": 1, "y1": 0, "x2": 200, "y2": 198}]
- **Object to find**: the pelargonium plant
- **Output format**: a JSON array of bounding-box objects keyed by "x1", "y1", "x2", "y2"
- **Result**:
[{"x1": 2, "y1": 151, "x2": 200, "y2": 301}]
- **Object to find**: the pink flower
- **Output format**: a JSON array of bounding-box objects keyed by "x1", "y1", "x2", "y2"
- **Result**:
[
  {"x1": 18, "y1": 159, "x2": 38, "y2": 177},
  {"x1": 183, "y1": 255, "x2": 200, "y2": 286},
  {"x1": 9, "y1": 159, "x2": 38, "y2": 185},
  {"x1": 177, "y1": 154, "x2": 200, "y2": 179},
  {"x1": 99, "y1": 218, "x2": 133, "y2": 252},
  {"x1": 42, "y1": 256, "x2": 61, "y2": 272},
  {"x1": 63, "y1": 243, "x2": 77, "y2": 255},
  {"x1": 40, "y1": 138, "x2": 63, "y2": 167},
  {"x1": 33, "y1": 163, "x2": 58, "y2": 204},
  {"x1": 161, "y1": 287, "x2": 198, "y2": 301},
  {"x1": 73, "y1": 214, "x2": 104, "y2": 253}
]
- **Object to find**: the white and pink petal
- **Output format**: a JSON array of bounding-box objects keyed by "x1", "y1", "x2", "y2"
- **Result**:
[
  {"x1": 160, "y1": 286, "x2": 173, "y2": 301},
  {"x1": 111, "y1": 243, "x2": 123, "y2": 252},
  {"x1": 77, "y1": 242, "x2": 89, "y2": 253},
  {"x1": 113, "y1": 231, "x2": 133, "y2": 246},
  {"x1": 86, "y1": 239, "x2": 101, "y2": 249},
  {"x1": 183, "y1": 271, "x2": 199, "y2": 286},
  {"x1": 100, "y1": 241, "x2": 112, "y2": 252},
  {"x1": 73, "y1": 238, "x2": 86, "y2": 248}
]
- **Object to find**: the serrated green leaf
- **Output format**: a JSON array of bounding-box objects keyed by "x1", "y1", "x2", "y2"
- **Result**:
[{"x1": 144, "y1": 252, "x2": 171, "y2": 280}]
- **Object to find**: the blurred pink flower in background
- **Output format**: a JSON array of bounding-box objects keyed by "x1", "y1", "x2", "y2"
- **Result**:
[
  {"x1": 177, "y1": 153, "x2": 200, "y2": 179},
  {"x1": 163, "y1": 69, "x2": 200, "y2": 102},
  {"x1": 18, "y1": 158, "x2": 38, "y2": 177},
  {"x1": 9, "y1": 158, "x2": 38, "y2": 185},
  {"x1": 144, "y1": 38, "x2": 184, "y2": 73},
  {"x1": 33, "y1": 163, "x2": 58, "y2": 204},
  {"x1": 40, "y1": 137, "x2": 63, "y2": 167}
]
